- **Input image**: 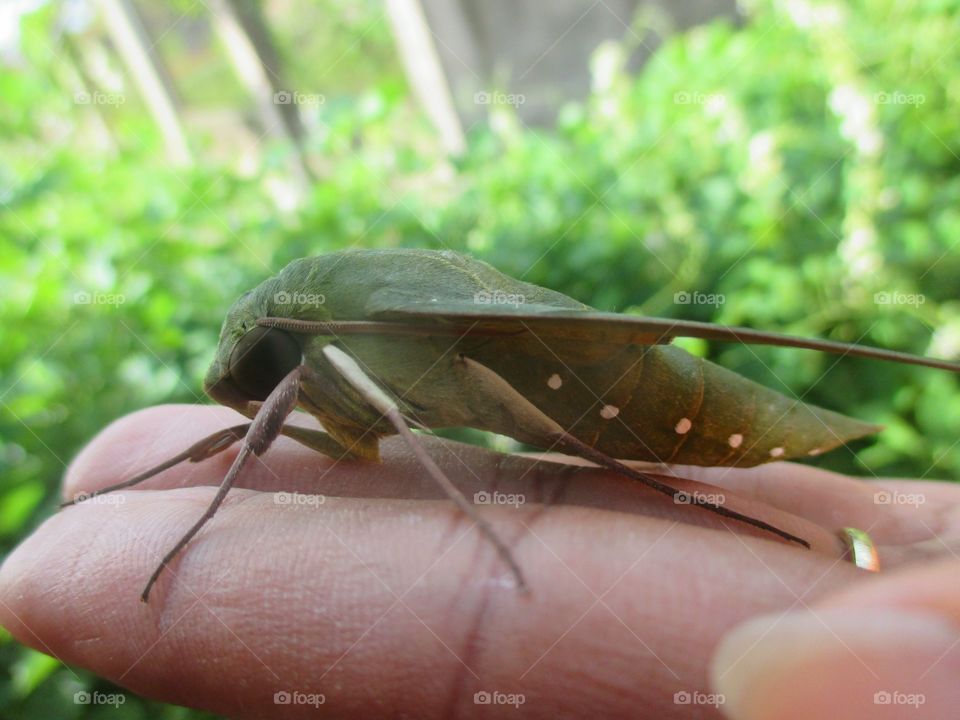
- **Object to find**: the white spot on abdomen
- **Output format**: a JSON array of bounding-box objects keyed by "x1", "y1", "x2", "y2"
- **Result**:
[
  {"x1": 769, "y1": 446, "x2": 785, "y2": 458},
  {"x1": 600, "y1": 404, "x2": 620, "y2": 419},
  {"x1": 807, "y1": 447, "x2": 824, "y2": 456},
  {"x1": 728, "y1": 433, "x2": 743, "y2": 448},
  {"x1": 674, "y1": 417, "x2": 692, "y2": 434},
  {"x1": 547, "y1": 373, "x2": 562, "y2": 390}
]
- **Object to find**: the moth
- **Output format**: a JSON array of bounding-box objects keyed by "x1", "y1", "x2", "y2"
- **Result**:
[{"x1": 67, "y1": 249, "x2": 960, "y2": 600}]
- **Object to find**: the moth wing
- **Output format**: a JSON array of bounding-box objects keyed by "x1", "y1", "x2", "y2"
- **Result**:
[{"x1": 366, "y1": 298, "x2": 960, "y2": 372}]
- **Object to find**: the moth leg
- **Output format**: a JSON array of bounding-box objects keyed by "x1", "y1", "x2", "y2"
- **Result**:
[
  {"x1": 140, "y1": 365, "x2": 304, "y2": 602},
  {"x1": 60, "y1": 423, "x2": 250, "y2": 507},
  {"x1": 322, "y1": 345, "x2": 529, "y2": 592},
  {"x1": 453, "y1": 355, "x2": 810, "y2": 549},
  {"x1": 280, "y1": 424, "x2": 357, "y2": 459},
  {"x1": 61, "y1": 420, "x2": 351, "y2": 510},
  {"x1": 247, "y1": 401, "x2": 360, "y2": 460}
]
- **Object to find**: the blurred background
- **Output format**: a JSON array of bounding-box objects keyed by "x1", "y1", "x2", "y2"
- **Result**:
[{"x1": 1, "y1": 0, "x2": 959, "y2": 716}]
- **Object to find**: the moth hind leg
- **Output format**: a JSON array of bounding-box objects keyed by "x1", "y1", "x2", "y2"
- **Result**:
[{"x1": 452, "y1": 354, "x2": 810, "y2": 549}]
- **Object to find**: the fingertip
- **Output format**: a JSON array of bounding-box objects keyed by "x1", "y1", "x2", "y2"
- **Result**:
[{"x1": 711, "y1": 607, "x2": 960, "y2": 720}]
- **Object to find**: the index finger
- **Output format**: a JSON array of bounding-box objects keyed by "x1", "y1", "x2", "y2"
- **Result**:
[{"x1": 63, "y1": 405, "x2": 847, "y2": 558}]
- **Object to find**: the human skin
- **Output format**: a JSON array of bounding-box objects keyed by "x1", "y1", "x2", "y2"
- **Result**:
[{"x1": 1, "y1": 404, "x2": 959, "y2": 719}]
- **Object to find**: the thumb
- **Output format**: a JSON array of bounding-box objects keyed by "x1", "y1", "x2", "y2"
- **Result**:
[{"x1": 709, "y1": 558, "x2": 960, "y2": 720}]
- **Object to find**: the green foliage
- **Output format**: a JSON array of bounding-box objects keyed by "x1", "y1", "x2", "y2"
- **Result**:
[{"x1": 1, "y1": 0, "x2": 959, "y2": 716}]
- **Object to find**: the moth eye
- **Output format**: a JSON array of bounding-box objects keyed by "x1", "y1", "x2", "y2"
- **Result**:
[{"x1": 228, "y1": 326, "x2": 301, "y2": 401}]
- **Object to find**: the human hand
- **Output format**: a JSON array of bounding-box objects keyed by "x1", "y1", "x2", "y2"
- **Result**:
[{"x1": 1, "y1": 404, "x2": 957, "y2": 718}]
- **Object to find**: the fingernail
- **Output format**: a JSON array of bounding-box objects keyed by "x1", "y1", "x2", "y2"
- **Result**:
[{"x1": 710, "y1": 608, "x2": 960, "y2": 720}]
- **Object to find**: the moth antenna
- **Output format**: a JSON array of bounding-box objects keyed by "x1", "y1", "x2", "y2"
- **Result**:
[{"x1": 256, "y1": 316, "x2": 519, "y2": 338}]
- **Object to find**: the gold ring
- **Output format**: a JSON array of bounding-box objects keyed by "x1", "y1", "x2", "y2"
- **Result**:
[{"x1": 839, "y1": 527, "x2": 880, "y2": 572}]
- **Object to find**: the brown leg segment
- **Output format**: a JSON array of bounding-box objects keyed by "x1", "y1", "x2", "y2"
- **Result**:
[
  {"x1": 60, "y1": 423, "x2": 251, "y2": 508},
  {"x1": 139, "y1": 366, "x2": 304, "y2": 602}
]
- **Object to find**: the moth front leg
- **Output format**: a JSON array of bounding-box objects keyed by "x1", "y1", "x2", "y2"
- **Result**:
[
  {"x1": 136, "y1": 365, "x2": 308, "y2": 601},
  {"x1": 62, "y1": 420, "x2": 350, "y2": 509},
  {"x1": 60, "y1": 423, "x2": 251, "y2": 507},
  {"x1": 451, "y1": 354, "x2": 810, "y2": 549},
  {"x1": 65, "y1": 368, "x2": 340, "y2": 602},
  {"x1": 246, "y1": 400, "x2": 364, "y2": 461}
]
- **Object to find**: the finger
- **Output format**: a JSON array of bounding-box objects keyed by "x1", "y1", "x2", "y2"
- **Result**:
[
  {"x1": 2, "y1": 484, "x2": 863, "y2": 719},
  {"x1": 711, "y1": 557, "x2": 960, "y2": 720},
  {"x1": 63, "y1": 405, "x2": 842, "y2": 556}
]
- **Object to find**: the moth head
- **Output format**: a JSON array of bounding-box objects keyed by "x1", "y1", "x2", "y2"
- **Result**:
[{"x1": 204, "y1": 325, "x2": 302, "y2": 406}]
